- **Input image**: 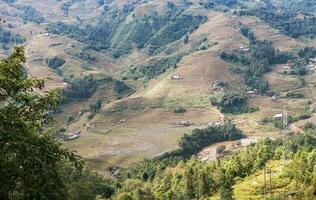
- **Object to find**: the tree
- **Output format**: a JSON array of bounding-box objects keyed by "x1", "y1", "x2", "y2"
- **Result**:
[
  {"x1": 218, "y1": 92, "x2": 247, "y2": 113},
  {"x1": 0, "y1": 47, "x2": 82, "y2": 199}
]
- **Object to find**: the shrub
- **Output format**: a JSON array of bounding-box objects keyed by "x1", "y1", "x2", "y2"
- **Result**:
[
  {"x1": 46, "y1": 56, "x2": 65, "y2": 69},
  {"x1": 173, "y1": 107, "x2": 187, "y2": 113},
  {"x1": 285, "y1": 92, "x2": 304, "y2": 99},
  {"x1": 64, "y1": 76, "x2": 97, "y2": 99}
]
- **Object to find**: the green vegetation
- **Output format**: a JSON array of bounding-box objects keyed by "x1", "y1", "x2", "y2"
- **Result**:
[
  {"x1": 0, "y1": 47, "x2": 77, "y2": 199},
  {"x1": 46, "y1": 56, "x2": 65, "y2": 69},
  {"x1": 47, "y1": 20, "x2": 112, "y2": 50},
  {"x1": 3, "y1": 0, "x2": 16, "y2": 3},
  {"x1": 255, "y1": 2, "x2": 316, "y2": 38},
  {"x1": 60, "y1": 0, "x2": 85, "y2": 16},
  {"x1": 66, "y1": 49, "x2": 96, "y2": 63},
  {"x1": 146, "y1": 14, "x2": 207, "y2": 55},
  {"x1": 63, "y1": 76, "x2": 97, "y2": 99},
  {"x1": 47, "y1": 11, "x2": 206, "y2": 57},
  {"x1": 201, "y1": 0, "x2": 238, "y2": 9},
  {"x1": 13, "y1": 4, "x2": 44, "y2": 23},
  {"x1": 89, "y1": 100, "x2": 102, "y2": 118},
  {"x1": 221, "y1": 26, "x2": 290, "y2": 93},
  {"x1": 122, "y1": 55, "x2": 181, "y2": 82},
  {"x1": 113, "y1": 80, "x2": 134, "y2": 96},
  {"x1": 217, "y1": 92, "x2": 257, "y2": 114},
  {"x1": 0, "y1": 27, "x2": 24, "y2": 48},
  {"x1": 285, "y1": 92, "x2": 304, "y2": 99},
  {"x1": 173, "y1": 106, "x2": 187, "y2": 113}
]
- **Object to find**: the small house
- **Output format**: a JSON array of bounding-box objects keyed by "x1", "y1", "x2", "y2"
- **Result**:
[
  {"x1": 177, "y1": 121, "x2": 192, "y2": 126},
  {"x1": 273, "y1": 113, "x2": 283, "y2": 120},
  {"x1": 64, "y1": 131, "x2": 81, "y2": 141},
  {"x1": 208, "y1": 122, "x2": 224, "y2": 127},
  {"x1": 247, "y1": 90, "x2": 258, "y2": 97},
  {"x1": 282, "y1": 65, "x2": 291, "y2": 69},
  {"x1": 271, "y1": 95, "x2": 278, "y2": 101},
  {"x1": 171, "y1": 75, "x2": 181, "y2": 80}
]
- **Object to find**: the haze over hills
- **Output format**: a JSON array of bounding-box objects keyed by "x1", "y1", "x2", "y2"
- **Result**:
[{"x1": 1, "y1": 0, "x2": 316, "y2": 199}]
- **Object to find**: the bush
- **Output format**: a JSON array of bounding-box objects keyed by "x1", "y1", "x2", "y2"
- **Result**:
[
  {"x1": 64, "y1": 76, "x2": 97, "y2": 99},
  {"x1": 46, "y1": 56, "x2": 65, "y2": 69},
  {"x1": 218, "y1": 92, "x2": 247, "y2": 113},
  {"x1": 173, "y1": 107, "x2": 187, "y2": 113},
  {"x1": 285, "y1": 92, "x2": 304, "y2": 99}
]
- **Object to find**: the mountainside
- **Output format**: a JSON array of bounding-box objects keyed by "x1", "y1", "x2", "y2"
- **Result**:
[{"x1": 1, "y1": 0, "x2": 316, "y2": 199}]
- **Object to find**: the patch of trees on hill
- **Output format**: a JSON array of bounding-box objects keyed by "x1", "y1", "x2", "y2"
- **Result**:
[
  {"x1": 63, "y1": 76, "x2": 97, "y2": 99},
  {"x1": 47, "y1": 20, "x2": 113, "y2": 50},
  {"x1": 46, "y1": 56, "x2": 65, "y2": 69},
  {"x1": 146, "y1": 14, "x2": 207, "y2": 55},
  {"x1": 0, "y1": 27, "x2": 25, "y2": 48},
  {"x1": 13, "y1": 4, "x2": 44, "y2": 23},
  {"x1": 179, "y1": 123, "x2": 243, "y2": 156},
  {"x1": 122, "y1": 55, "x2": 182, "y2": 82},
  {"x1": 3, "y1": 0, "x2": 16, "y2": 3},
  {"x1": 201, "y1": 0, "x2": 238, "y2": 9},
  {"x1": 234, "y1": 1, "x2": 316, "y2": 38},
  {"x1": 220, "y1": 26, "x2": 291, "y2": 93},
  {"x1": 60, "y1": 0, "x2": 85, "y2": 16},
  {"x1": 217, "y1": 92, "x2": 257, "y2": 114},
  {"x1": 47, "y1": 11, "x2": 206, "y2": 57},
  {"x1": 256, "y1": 8, "x2": 316, "y2": 38}
]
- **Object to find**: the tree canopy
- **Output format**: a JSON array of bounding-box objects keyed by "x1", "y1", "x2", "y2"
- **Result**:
[{"x1": 0, "y1": 47, "x2": 82, "y2": 199}]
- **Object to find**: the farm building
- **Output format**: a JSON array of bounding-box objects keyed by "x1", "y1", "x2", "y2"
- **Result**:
[
  {"x1": 208, "y1": 122, "x2": 224, "y2": 127},
  {"x1": 171, "y1": 75, "x2": 181, "y2": 80},
  {"x1": 247, "y1": 90, "x2": 258, "y2": 97},
  {"x1": 271, "y1": 95, "x2": 278, "y2": 101},
  {"x1": 273, "y1": 113, "x2": 283, "y2": 120},
  {"x1": 64, "y1": 131, "x2": 81, "y2": 141},
  {"x1": 177, "y1": 121, "x2": 193, "y2": 126}
]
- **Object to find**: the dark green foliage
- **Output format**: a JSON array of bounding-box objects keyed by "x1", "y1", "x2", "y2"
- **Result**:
[
  {"x1": 256, "y1": 5, "x2": 316, "y2": 38},
  {"x1": 303, "y1": 122, "x2": 316, "y2": 130},
  {"x1": 46, "y1": 56, "x2": 65, "y2": 69},
  {"x1": 0, "y1": 27, "x2": 25, "y2": 46},
  {"x1": 72, "y1": 50, "x2": 96, "y2": 63},
  {"x1": 113, "y1": 80, "x2": 134, "y2": 95},
  {"x1": 240, "y1": 25, "x2": 256, "y2": 42},
  {"x1": 0, "y1": 47, "x2": 83, "y2": 199},
  {"x1": 298, "y1": 47, "x2": 316, "y2": 59},
  {"x1": 289, "y1": 61, "x2": 307, "y2": 76},
  {"x1": 173, "y1": 106, "x2": 187, "y2": 113},
  {"x1": 64, "y1": 76, "x2": 97, "y2": 99},
  {"x1": 202, "y1": 0, "x2": 238, "y2": 8},
  {"x1": 60, "y1": 164, "x2": 116, "y2": 200},
  {"x1": 147, "y1": 14, "x2": 207, "y2": 55},
  {"x1": 179, "y1": 123, "x2": 243, "y2": 156},
  {"x1": 14, "y1": 4, "x2": 44, "y2": 23},
  {"x1": 3, "y1": 0, "x2": 16, "y2": 3},
  {"x1": 119, "y1": 124, "x2": 244, "y2": 182},
  {"x1": 285, "y1": 92, "x2": 304, "y2": 99},
  {"x1": 60, "y1": 0, "x2": 85, "y2": 16},
  {"x1": 89, "y1": 100, "x2": 102, "y2": 114},
  {"x1": 218, "y1": 92, "x2": 257, "y2": 113},
  {"x1": 123, "y1": 55, "x2": 181, "y2": 81},
  {"x1": 221, "y1": 27, "x2": 290, "y2": 93},
  {"x1": 47, "y1": 20, "x2": 112, "y2": 50}
]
